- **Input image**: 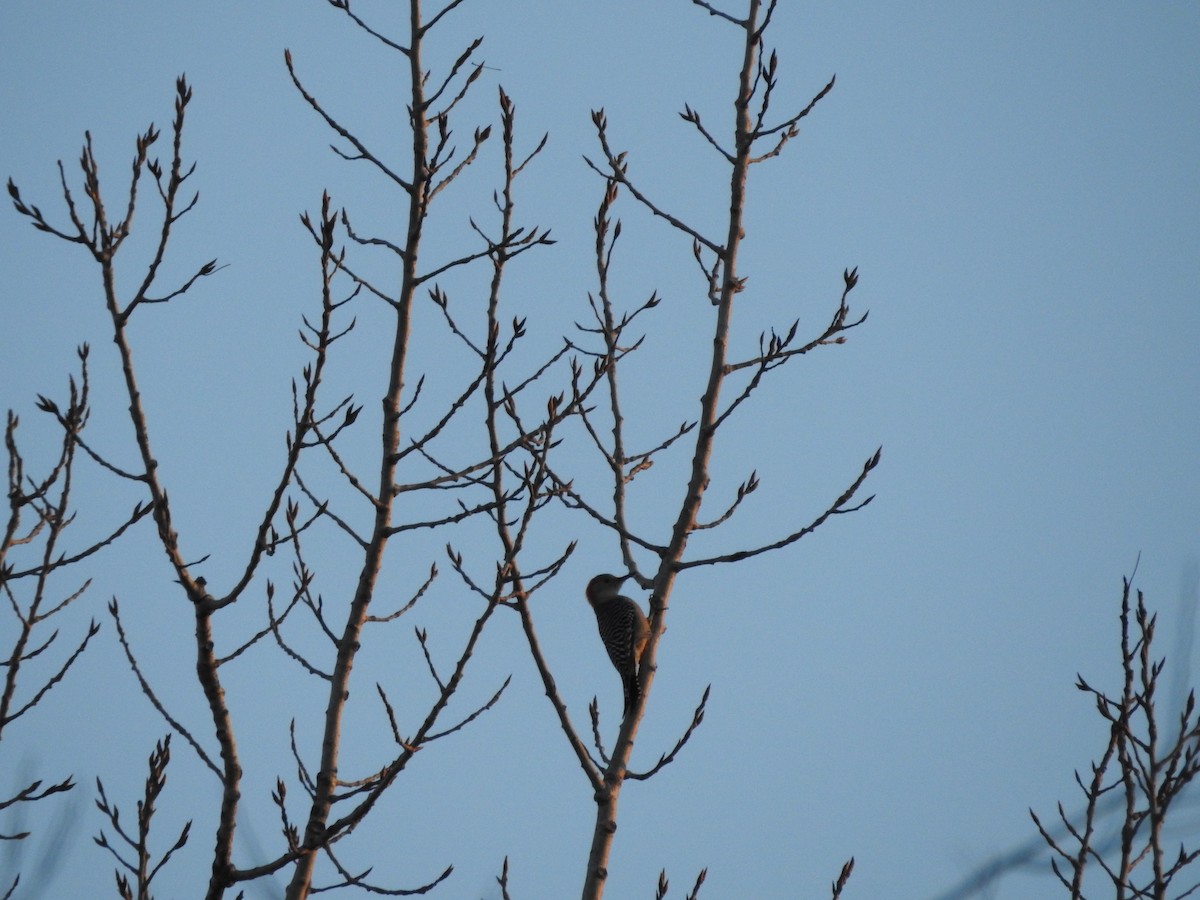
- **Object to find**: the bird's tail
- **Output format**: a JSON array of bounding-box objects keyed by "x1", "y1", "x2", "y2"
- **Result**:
[{"x1": 622, "y1": 670, "x2": 641, "y2": 718}]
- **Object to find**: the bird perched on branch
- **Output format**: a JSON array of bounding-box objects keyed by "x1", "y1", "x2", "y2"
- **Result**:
[{"x1": 585, "y1": 573, "x2": 650, "y2": 718}]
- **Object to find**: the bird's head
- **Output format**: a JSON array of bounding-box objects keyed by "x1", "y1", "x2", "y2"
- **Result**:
[{"x1": 585, "y1": 572, "x2": 628, "y2": 605}]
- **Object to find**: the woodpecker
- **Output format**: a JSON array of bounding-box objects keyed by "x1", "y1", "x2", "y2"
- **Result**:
[{"x1": 585, "y1": 573, "x2": 650, "y2": 718}]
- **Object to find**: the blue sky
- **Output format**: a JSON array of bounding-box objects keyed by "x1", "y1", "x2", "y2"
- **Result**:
[{"x1": 2, "y1": 3, "x2": 1198, "y2": 898}]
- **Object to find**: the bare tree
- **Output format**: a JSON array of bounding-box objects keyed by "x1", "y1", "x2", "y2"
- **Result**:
[
  {"x1": 94, "y1": 736, "x2": 190, "y2": 900},
  {"x1": 505, "y1": 2, "x2": 876, "y2": 897},
  {"x1": 7, "y1": 5, "x2": 561, "y2": 894},
  {"x1": 1, "y1": 347, "x2": 149, "y2": 896},
  {"x1": 5, "y1": 0, "x2": 873, "y2": 898},
  {"x1": 1032, "y1": 578, "x2": 1200, "y2": 899}
]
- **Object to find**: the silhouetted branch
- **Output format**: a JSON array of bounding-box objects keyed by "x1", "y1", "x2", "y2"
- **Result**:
[
  {"x1": 1032, "y1": 577, "x2": 1200, "y2": 897},
  {"x1": 426, "y1": 674, "x2": 510, "y2": 742},
  {"x1": 585, "y1": 115, "x2": 723, "y2": 256},
  {"x1": 689, "y1": 0, "x2": 746, "y2": 28},
  {"x1": 589, "y1": 698, "x2": 610, "y2": 768},
  {"x1": 496, "y1": 856, "x2": 512, "y2": 900},
  {"x1": 655, "y1": 866, "x2": 708, "y2": 900},
  {"x1": 627, "y1": 685, "x2": 710, "y2": 781},
  {"x1": 0, "y1": 346, "x2": 118, "y2": 876},
  {"x1": 680, "y1": 104, "x2": 734, "y2": 163},
  {"x1": 326, "y1": 0, "x2": 412, "y2": 57},
  {"x1": 94, "y1": 736, "x2": 192, "y2": 900},
  {"x1": 317, "y1": 840, "x2": 453, "y2": 896},
  {"x1": 367, "y1": 563, "x2": 437, "y2": 624},
  {"x1": 0, "y1": 775, "x2": 75, "y2": 823},
  {"x1": 2, "y1": 619, "x2": 98, "y2": 725},
  {"x1": 108, "y1": 599, "x2": 220, "y2": 777},
  {"x1": 831, "y1": 858, "x2": 855, "y2": 899},
  {"x1": 693, "y1": 472, "x2": 758, "y2": 530},
  {"x1": 676, "y1": 448, "x2": 880, "y2": 569},
  {"x1": 285, "y1": 50, "x2": 413, "y2": 193}
]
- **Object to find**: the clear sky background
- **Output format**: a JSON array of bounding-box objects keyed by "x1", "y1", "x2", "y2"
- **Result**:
[{"x1": 2, "y1": 3, "x2": 1198, "y2": 899}]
